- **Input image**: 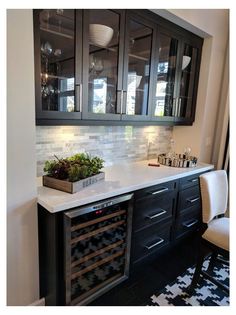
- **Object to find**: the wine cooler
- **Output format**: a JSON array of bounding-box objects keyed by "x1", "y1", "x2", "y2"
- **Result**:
[{"x1": 63, "y1": 193, "x2": 133, "y2": 305}]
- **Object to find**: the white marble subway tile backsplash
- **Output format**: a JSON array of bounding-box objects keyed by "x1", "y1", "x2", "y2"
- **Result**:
[{"x1": 36, "y1": 125, "x2": 173, "y2": 176}]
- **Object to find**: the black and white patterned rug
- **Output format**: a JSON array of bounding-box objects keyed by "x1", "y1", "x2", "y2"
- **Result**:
[{"x1": 149, "y1": 258, "x2": 229, "y2": 306}]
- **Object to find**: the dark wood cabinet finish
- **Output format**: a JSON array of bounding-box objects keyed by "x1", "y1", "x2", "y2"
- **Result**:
[
  {"x1": 34, "y1": 9, "x2": 203, "y2": 126},
  {"x1": 131, "y1": 220, "x2": 172, "y2": 263},
  {"x1": 37, "y1": 171, "x2": 209, "y2": 305},
  {"x1": 130, "y1": 172, "x2": 209, "y2": 266},
  {"x1": 131, "y1": 180, "x2": 178, "y2": 265},
  {"x1": 175, "y1": 205, "x2": 201, "y2": 239}
]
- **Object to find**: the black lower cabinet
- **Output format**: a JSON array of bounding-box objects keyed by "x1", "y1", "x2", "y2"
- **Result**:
[
  {"x1": 38, "y1": 193, "x2": 133, "y2": 306},
  {"x1": 38, "y1": 172, "x2": 209, "y2": 306}
]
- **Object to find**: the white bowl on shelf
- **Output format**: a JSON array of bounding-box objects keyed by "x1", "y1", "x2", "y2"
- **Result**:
[
  {"x1": 182, "y1": 55, "x2": 191, "y2": 70},
  {"x1": 89, "y1": 24, "x2": 114, "y2": 47}
]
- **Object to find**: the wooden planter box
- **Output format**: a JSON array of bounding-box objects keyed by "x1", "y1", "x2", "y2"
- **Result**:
[{"x1": 43, "y1": 172, "x2": 105, "y2": 194}]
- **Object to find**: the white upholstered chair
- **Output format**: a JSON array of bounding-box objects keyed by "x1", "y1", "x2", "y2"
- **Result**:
[{"x1": 187, "y1": 170, "x2": 229, "y2": 294}]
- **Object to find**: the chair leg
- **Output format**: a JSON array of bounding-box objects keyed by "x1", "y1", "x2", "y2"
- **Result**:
[
  {"x1": 186, "y1": 246, "x2": 205, "y2": 295},
  {"x1": 206, "y1": 251, "x2": 217, "y2": 273}
]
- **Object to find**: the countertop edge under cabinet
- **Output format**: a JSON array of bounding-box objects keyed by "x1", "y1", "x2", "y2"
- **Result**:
[{"x1": 37, "y1": 159, "x2": 214, "y2": 213}]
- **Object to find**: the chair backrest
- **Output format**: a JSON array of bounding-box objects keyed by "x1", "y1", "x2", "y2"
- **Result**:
[{"x1": 200, "y1": 170, "x2": 228, "y2": 223}]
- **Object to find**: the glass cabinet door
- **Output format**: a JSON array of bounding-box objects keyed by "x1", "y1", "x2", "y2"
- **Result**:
[
  {"x1": 34, "y1": 9, "x2": 82, "y2": 120},
  {"x1": 82, "y1": 9, "x2": 125, "y2": 120},
  {"x1": 176, "y1": 43, "x2": 199, "y2": 120},
  {"x1": 153, "y1": 31, "x2": 179, "y2": 120},
  {"x1": 122, "y1": 14, "x2": 155, "y2": 120}
]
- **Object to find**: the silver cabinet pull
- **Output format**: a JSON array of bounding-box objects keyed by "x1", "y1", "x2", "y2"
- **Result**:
[
  {"x1": 122, "y1": 91, "x2": 127, "y2": 114},
  {"x1": 146, "y1": 209, "x2": 167, "y2": 220},
  {"x1": 172, "y1": 98, "x2": 176, "y2": 116},
  {"x1": 177, "y1": 98, "x2": 182, "y2": 116},
  {"x1": 188, "y1": 178, "x2": 198, "y2": 183},
  {"x1": 183, "y1": 219, "x2": 198, "y2": 228},
  {"x1": 116, "y1": 90, "x2": 122, "y2": 114},
  {"x1": 149, "y1": 187, "x2": 169, "y2": 195},
  {"x1": 145, "y1": 238, "x2": 164, "y2": 250},
  {"x1": 187, "y1": 197, "x2": 200, "y2": 203},
  {"x1": 75, "y1": 84, "x2": 82, "y2": 112}
]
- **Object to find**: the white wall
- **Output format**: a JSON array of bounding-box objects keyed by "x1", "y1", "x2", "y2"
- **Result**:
[
  {"x1": 7, "y1": 10, "x2": 39, "y2": 305},
  {"x1": 162, "y1": 9, "x2": 229, "y2": 164}
]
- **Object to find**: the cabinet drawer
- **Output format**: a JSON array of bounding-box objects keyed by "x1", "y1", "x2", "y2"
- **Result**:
[
  {"x1": 179, "y1": 174, "x2": 201, "y2": 190},
  {"x1": 133, "y1": 193, "x2": 174, "y2": 232},
  {"x1": 131, "y1": 221, "x2": 171, "y2": 263},
  {"x1": 177, "y1": 185, "x2": 200, "y2": 213},
  {"x1": 134, "y1": 180, "x2": 177, "y2": 200},
  {"x1": 175, "y1": 207, "x2": 201, "y2": 239}
]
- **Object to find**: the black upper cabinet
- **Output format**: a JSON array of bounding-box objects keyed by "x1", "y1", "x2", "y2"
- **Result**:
[
  {"x1": 34, "y1": 9, "x2": 203, "y2": 125},
  {"x1": 151, "y1": 26, "x2": 202, "y2": 124},
  {"x1": 174, "y1": 38, "x2": 202, "y2": 124},
  {"x1": 121, "y1": 12, "x2": 156, "y2": 121},
  {"x1": 34, "y1": 9, "x2": 83, "y2": 120},
  {"x1": 82, "y1": 9, "x2": 125, "y2": 121},
  {"x1": 152, "y1": 27, "x2": 180, "y2": 123}
]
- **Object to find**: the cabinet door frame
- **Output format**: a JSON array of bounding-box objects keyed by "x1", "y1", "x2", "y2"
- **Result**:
[
  {"x1": 33, "y1": 9, "x2": 83, "y2": 121},
  {"x1": 174, "y1": 36, "x2": 203, "y2": 125},
  {"x1": 121, "y1": 11, "x2": 157, "y2": 121},
  {"x1": 150, "y1": 26, "x2": 182, "y2": 123},
  {"x1": 81, "y1": 9, "x2": 126, "y2": 121}
]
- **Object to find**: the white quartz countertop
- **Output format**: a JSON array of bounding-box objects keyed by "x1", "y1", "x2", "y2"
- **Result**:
[{"x1": 37, "y1": 159, "x2": 214, "y2": 213}]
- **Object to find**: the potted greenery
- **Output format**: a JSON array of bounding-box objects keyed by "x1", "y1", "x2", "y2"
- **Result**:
[{"x1": 43, "y1": 153, "x2": 105, "y2": 193}]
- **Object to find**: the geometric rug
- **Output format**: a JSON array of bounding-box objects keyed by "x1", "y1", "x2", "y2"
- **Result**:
[{"x1": 148, "y1": 258, "x2": 229, "y2": 306}]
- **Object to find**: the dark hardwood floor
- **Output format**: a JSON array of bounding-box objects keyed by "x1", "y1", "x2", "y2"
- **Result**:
[{"x1": 89, "y1": 234, "x2": 200, "y2": 306}]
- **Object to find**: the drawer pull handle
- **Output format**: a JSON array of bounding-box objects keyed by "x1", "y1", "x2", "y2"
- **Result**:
[
  {"x1": 183, "y1": 219, "x2": 199, "y2": 228},
  {"x1": 187, "y1": 197, "x2": 200, "y2": 203},
  {"x1": 149, "y1": 187, "x2": 169, "y2": 195},
  {"x1": 146, "y1": 209, "x2": 167, "y2": 220},
  {"x1": 188, "y1": 178, "x2": 198, "y2": 183},
  {"x1": 145, "y1": 238, "x2": 164, "y2": 250}
]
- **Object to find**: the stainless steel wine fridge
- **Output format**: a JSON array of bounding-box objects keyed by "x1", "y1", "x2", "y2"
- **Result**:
[{"x1": 63, "y1": 193, "x2": 133, "y2": 305}]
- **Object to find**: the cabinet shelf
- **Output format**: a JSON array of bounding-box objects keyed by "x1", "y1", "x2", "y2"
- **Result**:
[
  {"x1": 90, "y1": 44, "x2": 148, "y2": 62},
  {"x1": 40, "y1": 26, "x2": 74, "y2": 40},
  {"x1": 41, "y1": 73, "x2": 73, "y2": 80}
]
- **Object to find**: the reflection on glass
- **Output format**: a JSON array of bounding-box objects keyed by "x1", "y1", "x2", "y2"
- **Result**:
[
  {"x1": 126, "y1": 20, "x2": 152, "y2": 116},
  {"x1": 88, "y1": 10, "x2": 119, "y2": 114},
  {"x1": 39, "y1": 9, "x2": 75, "y2": 112},
  {"x1": 154, "y1": 34, "x2": 178, "y2": 117},
  {"x1": 178, "y1": 44, "x2": 197, "y2": 118},
  {"x1": 92, "y1": 78, "x2": 107, "y2": 114}
]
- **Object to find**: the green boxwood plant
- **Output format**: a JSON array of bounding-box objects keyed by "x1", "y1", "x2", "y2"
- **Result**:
[{"x1": 43, "y1": 153, "x2": 104, "y2": 182}]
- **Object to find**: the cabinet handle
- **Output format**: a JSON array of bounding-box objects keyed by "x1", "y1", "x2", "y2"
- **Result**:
[
  {"x1": 122, "y1": 91, "x2": 127, "y2": 114},
  {"x1": 177, "y1": 98, "x2": 182, "y2": 117},
  {"x1": 187, "y1": 197, "x2": 200, "y2": 203},
  {"x1": 148, "y1": 187, "x2": 169, "y2": 195},
  {"x1": 183, "y1": 219, "x2": 199, "y2": 228},
  {"x1": 146, "y1": 209, "x2": 167, "y2": 220},
  {"x1": 172, "y1": 98, "x2": 176, "y2": 116},
  {"x1": 188, "y1": 178, "x2": 198, "y2": 183},
  {"x1": 145, "y1": 237, "x2": 164, "y2": 250},
  {"x1": 116, "y1": 90, "x2": 122, "y2": 114},
  {"x1": 75, "y1": 84, "x2": 82, "y2": 112}
]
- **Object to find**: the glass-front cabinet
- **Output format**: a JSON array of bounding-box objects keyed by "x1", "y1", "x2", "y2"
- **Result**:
[
  {"x1": 34, "y1": 9, "x2": 83, "y2": 120},
  {"x1": 34, "y1": 9, "x2": 203, "y2": 125},
  {"x1": 82, "y1": 9, "x2": 125, "y2": 120},
  {"x1": 121, "y1": 13, "x2": 156, "y2": 121},
  {"x1": 175, "y1": 41, "x2": 201, "y2": 123},
  {"x1": 152, "y1": 29, "x2": 180, "y2": 122},
  {"x1": 152, "y1": 27, "x2": 202, "y2": 124}
]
